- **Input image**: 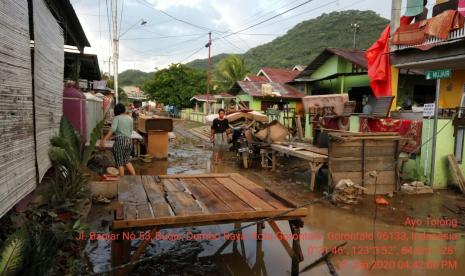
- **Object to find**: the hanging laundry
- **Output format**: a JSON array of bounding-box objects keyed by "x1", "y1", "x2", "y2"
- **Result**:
[
  {"x1": 459, "y1": 0, "x2": 465, "y2": 16},
  {"x1": 425, "y1": 10, "x2": 458, "y2": 39},
  {"x1": 392, "y1": 20, "x2": 427, "y2": 45},
  {"x1": 405, "y1": 0, "x2": 426, "y2": 16}
]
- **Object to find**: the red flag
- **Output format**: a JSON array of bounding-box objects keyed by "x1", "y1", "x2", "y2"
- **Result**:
[{"x1": 366, "y1": 17, "x2": 413, "y2": 97}]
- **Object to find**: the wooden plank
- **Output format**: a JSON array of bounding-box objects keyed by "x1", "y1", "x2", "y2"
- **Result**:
[
  {"x1": 275, "y1": 142, "x2": 328, "y2": 155},
  {"x1": 199, "y1": 178, "x2": 254, "y2": 211},
  {"x1": 230, "y1": 174, "x2": 291, "y2": 209},
  {"x1": 448, "y1": 155, "x2": 465, "y2": 194},
  {"x1": 268, "y1": 221, "x2": 296, "y2": 259},
  {"x1": 330, "y1": 146, "x2": 396, "y2": 158},
  {"x1": 215, "y1": 177, "x2": 275, "y2": 211},
  {"x1": 112, "y1": 208, "x2": 308, "y2": 229},
  {"x1": 330, "y1": 157, "x2": 395, "y2": 172},
  {"x1": 166, "y1": 191, "x2": 203, "y2": 216},
  {"x1": 122, "y1": 203, "x2": 152, "y2": 220},
  {"x1": 160, "y1": 174, "x2": 232, "y2": 179},
  {"x1": 118, "y1": 176, "x2": 149, "y2": 204},
  {"x1": 271, "y1": 144, "x2": 328, "y2": 163},
  {"x1": 141, "y1": 176, "x2": 173, "y2": 217},
  {"x1": 180, "y1": 178, "x2": 231, "y2": 213},
  {"x1": 161, "y1": 179, "x2": 185, "y2": 192}
]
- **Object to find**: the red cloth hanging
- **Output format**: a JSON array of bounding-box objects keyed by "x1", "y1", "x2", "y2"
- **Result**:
[{"x1": 366, "y1": 17, "x2": 414, "y2": 97}]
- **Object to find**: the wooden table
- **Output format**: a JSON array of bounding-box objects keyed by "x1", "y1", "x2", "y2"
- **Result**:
[
  {"x1": 271, "y1": 144, "x2": 328, "y2": 191},
  {"x1": 111, "y1": 173, "x2": 307, "y2": 276}
]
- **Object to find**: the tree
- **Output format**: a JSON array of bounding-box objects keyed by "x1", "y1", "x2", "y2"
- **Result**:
[
  {"x1": 213, "y1": 55, "x2": 248, "y2": 91},
  {"x1": 143, "y1": 64, "x2": 207, "y2": 108}
]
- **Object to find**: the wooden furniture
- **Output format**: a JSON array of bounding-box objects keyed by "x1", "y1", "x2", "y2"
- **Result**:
[
  {"x1": 111, "y1": 174, "x2": 307, "y2": 276},
  {"x1": 270, "y1": 144, "x2": 328, "y2": 191},
  {"x1": 328, "y1": 132, "x2": 402, "y2": 194},
  {"x1": 137, "y1": 116, "x2": 173, "y2": 133}
]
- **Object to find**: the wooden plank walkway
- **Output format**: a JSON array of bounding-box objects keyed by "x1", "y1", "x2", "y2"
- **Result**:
[
  {"x1": 111, "y1": 173, "x2": 307, "y2": 276},
  {"x1": 270, "y1": 144, "x2": 329, "y2": 191}
]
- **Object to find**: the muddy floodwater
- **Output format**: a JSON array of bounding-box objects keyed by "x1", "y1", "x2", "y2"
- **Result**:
[{"x1": 84, "y1": 120, "x2": 465, "y2": 276}]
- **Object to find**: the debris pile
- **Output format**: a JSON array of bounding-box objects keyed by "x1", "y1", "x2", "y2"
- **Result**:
[
  {"x1": 331, "y1": 179, "x2": 366, "y2": 205},
  {"x1": 401, "y1": 181, "x2": 434, "y2": 194}
]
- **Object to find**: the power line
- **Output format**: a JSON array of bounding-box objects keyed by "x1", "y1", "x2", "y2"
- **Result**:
[
  {"x1": 120, "y1": 34, "x2": 204, "y2": 41},
  {"x1": 215, "y1": 0, "x2": 317, "y2": 41},
  {"x1": 134, "y1": 0, "x2": 226, "y2": 34},
  {"x1": 118, "y1": 0, "x2": 125, "y2": 37},
  {"x1": 178, "y1": 46, "x2": 205, "y2": 63}
]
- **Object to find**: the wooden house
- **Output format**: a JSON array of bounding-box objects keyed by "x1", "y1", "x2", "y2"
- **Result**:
[{"x1": 0, "y1": 0, "x2": 91, "y2": 217}]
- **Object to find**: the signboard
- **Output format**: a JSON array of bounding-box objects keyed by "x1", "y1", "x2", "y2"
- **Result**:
[
  {"x1": 423, "y1": 103, "x2": 435, "y2": 117},
  {"x1": 426, "y1": 69, "x2": 452, "y2": 80}
]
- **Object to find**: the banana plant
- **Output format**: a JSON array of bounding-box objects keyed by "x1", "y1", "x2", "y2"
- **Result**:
[{"x1": 0, "y1": 228, "x2": 28, "y2": 276}]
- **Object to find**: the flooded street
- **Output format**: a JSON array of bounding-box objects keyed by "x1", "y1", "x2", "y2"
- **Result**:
[{"x1": 85, "y1": 120, "x2": 465, "y2": 276}]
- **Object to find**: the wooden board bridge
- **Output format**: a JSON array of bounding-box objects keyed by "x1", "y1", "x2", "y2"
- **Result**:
[{"x1": 111, "y1": 173, "x2": 307, "y2": 275}]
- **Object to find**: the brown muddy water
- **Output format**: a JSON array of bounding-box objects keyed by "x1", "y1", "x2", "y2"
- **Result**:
[{"x1": 84, "y1": 120, "x2": 465, "y2": 276}]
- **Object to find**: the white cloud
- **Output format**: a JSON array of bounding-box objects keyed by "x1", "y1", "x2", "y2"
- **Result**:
[{"x1": 75, "y1": 0, "x2": 392, "y2": 73}]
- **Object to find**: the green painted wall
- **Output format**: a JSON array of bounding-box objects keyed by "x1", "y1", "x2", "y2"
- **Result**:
[
  {"x1": 419, "y1": 119, "x2": 458, "y2": 188},
  {"x1": 237, "y1": 92, "x2": 299, "y2": 112},
  {"x1": 311, "y1": 56, "x2": 340, "y2": 79},
  {"x1": 303, "y1": 56, "x2": 370, "y2": 95}
]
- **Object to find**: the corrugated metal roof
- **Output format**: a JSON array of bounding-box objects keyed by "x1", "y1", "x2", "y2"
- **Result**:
[
  {"x1": 259, "y1": 67, "x2": 301, "y2": 83},
  {"x1": 230, "y1": 81, "x2": 304, "y2": 99}
]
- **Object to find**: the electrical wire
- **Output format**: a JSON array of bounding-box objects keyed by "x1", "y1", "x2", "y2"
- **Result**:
[
  {"x1": 134, "y1": 0, "x2": 226, "y2": 34},
  {"x1": 178, "y1": 46, "x2": 206, "y2": 63},
  {"x1": 214, "y1": 0, "x2": 317, "y2": 41},
  {"x1": 118, "y1": 0, "x2": 125, "y2": 37}
]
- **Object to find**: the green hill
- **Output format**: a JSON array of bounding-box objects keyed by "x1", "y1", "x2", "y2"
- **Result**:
[
  {"x1": 118, "y1": 69, "x2": 152, "y2": 87},
  {"x1": 186, "y1": 10, "x2": 389, "y2": 72}
]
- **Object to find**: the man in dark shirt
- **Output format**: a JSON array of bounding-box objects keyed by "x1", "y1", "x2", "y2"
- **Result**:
[{"x1": 211, "y1": 109, "x2": 230, "y2": 164}]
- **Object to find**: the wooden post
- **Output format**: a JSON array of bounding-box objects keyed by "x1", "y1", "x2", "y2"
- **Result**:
[
  {"x1": 272, "y1": 150, "x2": 277, "y2": 171},
  {"x1": 289, "y1": 220, "x2": 304, "y2": 276},
  {"x1": 309, "y1": 162, "x2": 324, "y2": 191},
  {"x1": 255, "y1": 222, "x2": 265, "y2": 274},
  {"x1": 111, "y1": 229, "x2": 130, "y2": 276},
  {"x1": 296, "y1": 115, "x2": 304, "y2": 141}
]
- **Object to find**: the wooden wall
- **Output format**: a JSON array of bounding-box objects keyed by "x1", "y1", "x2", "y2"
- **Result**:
[
  {"x1": 329, "y1": 137, "x2": 400, "y2": 194},
  {"x1": 33, "y1": 0, "x2": 64, "y2": 180},
  {"x1": 0, "y1": 0, "x2": 36, "y2": 217}
]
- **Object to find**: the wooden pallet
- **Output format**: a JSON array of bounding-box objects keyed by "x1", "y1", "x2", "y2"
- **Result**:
[
  {"x1": 111, "y1": 173, "x2": 306, "y2": 276},
  {"x1": 189, "y1": 125, "x2": 211, "y2": 142}
]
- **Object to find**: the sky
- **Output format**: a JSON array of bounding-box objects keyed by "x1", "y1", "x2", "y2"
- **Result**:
[{"x1": 72, "y1": 0, "x2": 397, "y2": 73}]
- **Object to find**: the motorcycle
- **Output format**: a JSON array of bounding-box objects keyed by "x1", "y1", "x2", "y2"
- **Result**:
[{"x1": 231, "y1": 127, "x2": 262, "y2": 169}]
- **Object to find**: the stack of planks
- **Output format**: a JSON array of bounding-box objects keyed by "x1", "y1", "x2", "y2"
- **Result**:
[
  {"x1": 328, "y1": 132, "x2": 402, "y2": 195},
  {"x1": 113, "y1": 174, "x2": 307, "y2": 229},
  {"x1": 447, "y1": 155, "x2": 465, "y2": 194},
  {"x1": 189, "y1": 125, "x2": 212, "y2": 142}
]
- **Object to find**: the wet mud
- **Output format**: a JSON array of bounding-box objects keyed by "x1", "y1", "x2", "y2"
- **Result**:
[{"x1": 84, "y1": 119, "x2": 465, "y2": 276}]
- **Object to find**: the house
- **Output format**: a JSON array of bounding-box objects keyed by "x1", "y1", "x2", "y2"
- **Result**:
[
  {"x1": 294, "y1": 48, "x2": 434, "y2": 112},
  {"x1": 64, "y1": 52, "x2": 101, "y2": 91},
  {"x1": 0, "y1": 0, "x2": 91, "y2": 217},
  {"x1": 182, "y1": 93, "x2": 236, "y2": 123},
  {"x1": 123, "y1": 86, "x2": 148, "y2": 101},
  {"x1": 229, "y1": 81, "x2": 305, "y2": 114},
  {"x1": 389, "y1": 0, "x2": 465, "y2": 188}
]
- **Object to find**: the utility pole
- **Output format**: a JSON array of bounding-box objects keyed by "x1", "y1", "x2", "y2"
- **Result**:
[
  {"x1": 350, "y1": 23, "x2": 360, "y2": 49},
  {"x1": 206, "y1": 32, "x2": 212, "y2": 114},
  {"x1": 111, "y1": 0, "x2": 119, "y2": 103}
]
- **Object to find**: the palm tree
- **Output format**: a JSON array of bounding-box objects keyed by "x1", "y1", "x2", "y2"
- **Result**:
[{"x1": 214, "y1": 55, "x2": 248, "y2": 91}]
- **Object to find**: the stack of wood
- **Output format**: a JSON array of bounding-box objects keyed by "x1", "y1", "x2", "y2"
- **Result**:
[
  {"x1": 328, "y1": 131, "x2": 403, "y2": 195},
  {"x1": 331, "y1": 179, "x2": 367, "y2": 205},
  {"x1": 448, "y1": 155, "x2": 465, "y2": 194}
]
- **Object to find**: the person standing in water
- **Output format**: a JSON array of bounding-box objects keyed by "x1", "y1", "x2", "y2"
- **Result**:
[
  {"x1": 211, "y1": 109, "x2": 230, "y2": 164},
  {"x1": 100, "y1": 103, "x2": 136, "y2": 176}
]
